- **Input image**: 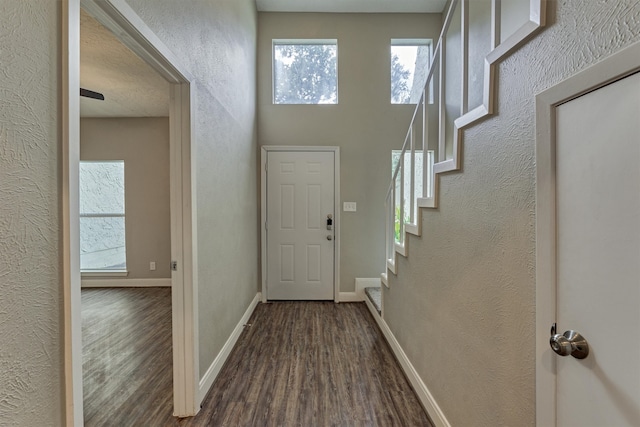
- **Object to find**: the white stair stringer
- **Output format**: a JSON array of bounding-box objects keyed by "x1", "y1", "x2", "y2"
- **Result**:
[
  {"x1": 382, "y1": 193, "x2": 435, "y2": 286},
  {"x1": 383, "y1": 0, "x2": 547, "y2": 285}
]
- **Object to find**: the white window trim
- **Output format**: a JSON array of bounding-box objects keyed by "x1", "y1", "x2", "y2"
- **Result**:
[
  {"x1": 391, "y1": 38, "x2": 433, "y2": 46},
  {"x1": 390, "y1": 38, "x2": 434, "y2": 105},
  {"x1": 79, "y1": 160, "x2": 127, "y2": 272},
  {"x1": 81, "y1": 270, "x2": 128, "y2": 277},
  {"x1": 273, "y1": 38, "x2": 338, "y2": 45}
]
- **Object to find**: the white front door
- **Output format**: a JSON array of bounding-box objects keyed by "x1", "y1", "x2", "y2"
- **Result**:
[
  {"x1": 265, "y1": 150, "x2": 335, "y2": 300},
  {"x1": 552, "y1": 71, "x2": 640, "y2": 425}
]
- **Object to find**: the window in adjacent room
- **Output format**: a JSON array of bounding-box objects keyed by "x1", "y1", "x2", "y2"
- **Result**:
[
  {"x1": 391, "y1": 39, "x2": 433, "y2": 104},
  {"x1": 79, "y1": 161, "x2": 127, "y2": 273},
  {"x1": 273, "y1": 39, "x2": 338, "y2": 104}
]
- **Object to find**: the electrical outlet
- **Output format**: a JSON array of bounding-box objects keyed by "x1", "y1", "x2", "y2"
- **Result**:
[
  {"x1": 150, "y1": 261, "x2": 156, "y2": 271},
  {"x1": 343, "y1": 202, "x2": 357, "y2": 212}
]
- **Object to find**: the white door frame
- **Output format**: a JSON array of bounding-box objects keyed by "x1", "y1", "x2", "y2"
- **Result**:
[
  {"x1": 63, "y1": 0, "x2": 199, "y2": 423},
  {"x1": 261, "y1": 146, "x2": 341, "y2": 303},
  {"x1": 535, "y1": 40, "x2": 640, "y2": 427}
]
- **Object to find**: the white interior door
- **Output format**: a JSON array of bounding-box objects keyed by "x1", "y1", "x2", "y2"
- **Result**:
[
  {"x1": 266, "y1": 150, "x2": 335, "y2": 300},
  {"x1": 553, "y1": 71, "x2": 640, "y2": 426}
]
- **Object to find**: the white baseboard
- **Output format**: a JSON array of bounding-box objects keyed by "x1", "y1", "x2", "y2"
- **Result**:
[
  {"x1": 339, "y1": 278, "x2": 382, "y2": 302},
  {"x1": 198, "y1": 292, "x2": 261, "y2": 405},
  {"x1": 338, "y1": 292, "x2": 361, "y2": 302},
  {"x1": 355, "y1": 277, "x2": 381, "y2": 300},
  {"x1": 364, "y1": 300, "x2": 451, "y2": 427},
  {"x1": 81, "y1": 278, "x2": 172, "y2": 288}
]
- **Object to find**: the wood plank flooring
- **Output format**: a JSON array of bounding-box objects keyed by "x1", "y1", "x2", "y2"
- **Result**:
[
  {"x1": 184, "y1": 301, "x2": 432, "y2": 426},
  {"x1": 83, "y1": 289, "x2": 432, "y2": 426},
  {"x1": 82, "y1": 287, "x2": 175, "y2": 426}
]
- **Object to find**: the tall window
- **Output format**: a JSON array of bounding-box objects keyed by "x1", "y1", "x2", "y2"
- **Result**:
[
  {"x1": 79, "y1": 161, "x2": 126, "y2": 272},
  {"x1": 273, "y1": 39, "x2": 338, "y2": 104},
  {"x1": 391, "y1": 39, "x2": 432, "y2": 104},
  {"x1": 391, "y1": 150, "x2": 434, "y2": 242}
]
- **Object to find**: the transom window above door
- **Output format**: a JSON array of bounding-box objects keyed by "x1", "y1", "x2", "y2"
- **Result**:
[{"x1": 272, "y1": 39, "x2": 338, "y2": 104}]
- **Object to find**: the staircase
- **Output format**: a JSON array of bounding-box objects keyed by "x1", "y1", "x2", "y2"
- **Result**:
[{"x1": 382, "y1": 0, "x2": 547, "y2": 288}]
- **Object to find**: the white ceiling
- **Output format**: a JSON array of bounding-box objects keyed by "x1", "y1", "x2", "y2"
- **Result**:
[
  {"x1": 256, "y1": 0, "x2": 447, "y2": 13},
  {"x1": 80, "y1": 9, "x2": 169, "y2": 118},
  {"x1": 80, "y1": 1, "x2": 446, "y2": 118}
]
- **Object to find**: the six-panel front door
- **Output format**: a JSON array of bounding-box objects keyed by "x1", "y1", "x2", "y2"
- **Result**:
[{"x1": 266, "y1": 150, "x2": 335, "y2": 300}]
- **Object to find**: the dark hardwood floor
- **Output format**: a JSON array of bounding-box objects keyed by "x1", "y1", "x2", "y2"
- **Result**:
[
  {"x1": 82, "y1": 287, "x2": 175, "y2": 426},
  {"x1": 83, "y1": 289, "x2": 432, "y2": 426},
  {"x1": 185, "y1": 301, "x2": 432, "y2": 427}
]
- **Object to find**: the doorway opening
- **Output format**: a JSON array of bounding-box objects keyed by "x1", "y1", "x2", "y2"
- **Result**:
[{"x1": 63, "y1": 0, "x2": 197, "y2": 423}]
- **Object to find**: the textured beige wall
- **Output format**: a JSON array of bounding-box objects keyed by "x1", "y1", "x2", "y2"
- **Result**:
[
  {"x1": 3, "y1": 1, "x2": 638, "y2": 424},
  {"x1": 0, "y1": 1, "x2": 63, "y2": 425},
  {"x1": 467, "y1": 0, "x2": 492, "y2": 111},
  {"x1": 258, "y1": 13, "x2": 442, "y2": 292},
  {"x1": 123, "y1": 0, "x2": 258, "y2": 376},
  {"x1": 1, "y1": 0, "x2": 258, "y2": 421},
  {"x1": 384, "y1": 1, "x2": 640, "y2": 426},
  {"x1": 81, "y1": 117, "x2": 171, "y2": 279}
]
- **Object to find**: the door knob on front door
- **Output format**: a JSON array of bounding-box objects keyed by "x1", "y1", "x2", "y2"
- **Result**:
[
  {"x1": 327, "y1": 235, "x2": 333, "y2": 241},
  {"x1": 550, "y1": 327, "x2": 589, "y2": 359}
]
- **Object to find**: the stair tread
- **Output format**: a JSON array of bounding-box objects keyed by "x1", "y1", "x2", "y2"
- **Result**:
[{"x1": 364, "y1": 287, "x2": 382, "y2": 315}]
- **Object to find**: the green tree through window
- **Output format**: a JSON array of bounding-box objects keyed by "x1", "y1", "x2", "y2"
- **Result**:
[
  {"x1": 273, "y1": 41, "x2": 337, "y2": 104},
  {"x1": 391, "y1": 41, "x2": 432, "y2": 104},
  {"x1": 391, "y1": 53, "x2": 412, "y2": 104}
]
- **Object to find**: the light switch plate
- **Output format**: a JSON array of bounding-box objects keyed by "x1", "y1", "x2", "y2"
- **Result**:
[{"x1": 343, "y1": 202, "x2": 357, "y2": 212}]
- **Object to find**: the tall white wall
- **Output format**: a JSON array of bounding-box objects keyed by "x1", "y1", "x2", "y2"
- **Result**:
[
  {"x1": 384, "y1": 1, "x2": 640, "y2": 425},
  {"x1": 0, "y1": 1, "x2": 63, "y2": 424},
  {"x1": 123, "y1": 0, "x2": 259, "y2": 377},
  {"x1": 258, "y1": 13, "x2": 442, "y2": 292}
]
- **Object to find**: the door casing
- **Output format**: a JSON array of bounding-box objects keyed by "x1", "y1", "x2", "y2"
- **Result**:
[
  {"x1": 63, "y1": 0, "x2": 198, "y2": 423},
  {"x1": 535, "y1": 40, "x2": 640, "y2": 427},
  {"x1": 261, "y1": 146, "x2": 341, "y2": 303}
]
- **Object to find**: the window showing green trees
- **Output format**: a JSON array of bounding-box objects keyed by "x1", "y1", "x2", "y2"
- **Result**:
[
  {"x1": 273, "y1": 40, "x2": 338, "y2": 104},
  {"x1": 391, "y1": 40, "x2": 432, "y2": 104}
]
